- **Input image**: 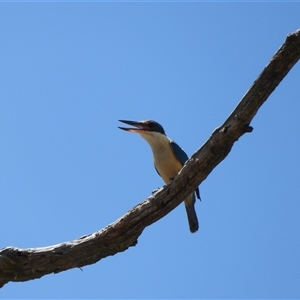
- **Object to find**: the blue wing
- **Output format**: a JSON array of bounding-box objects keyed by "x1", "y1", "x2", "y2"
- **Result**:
[
  {"x1": 154, "y1": 165, "x2": 161, "y2": 177},
  {"x1": 170, "y1": 141, "x2": 201, "y2": 200},
  {"x1": 170, "y1": 141, "x2": 189, "y2": 166}
]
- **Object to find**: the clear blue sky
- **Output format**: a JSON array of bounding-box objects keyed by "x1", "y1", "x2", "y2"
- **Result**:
[{"x1": 1, "y1": 2, "x2": 300, "y2": 299}]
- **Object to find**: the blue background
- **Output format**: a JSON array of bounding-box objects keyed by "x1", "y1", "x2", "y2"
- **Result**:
[{"x1": 1, "y1": 2, "x2": 300, "y2": 298}]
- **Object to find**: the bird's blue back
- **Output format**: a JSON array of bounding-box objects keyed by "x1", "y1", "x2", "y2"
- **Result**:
[{"x1": 170, "y1": 141, "x2": 189, "y2": 166}]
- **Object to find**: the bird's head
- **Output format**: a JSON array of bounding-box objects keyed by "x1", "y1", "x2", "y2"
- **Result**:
[{"x1": 118, "y1": 120, "x2": 166, "y2": 136}]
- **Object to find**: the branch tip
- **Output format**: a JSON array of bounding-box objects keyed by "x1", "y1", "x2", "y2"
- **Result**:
[{"x1": 243, "y1": 125, "x2": 253, "y2": 133}]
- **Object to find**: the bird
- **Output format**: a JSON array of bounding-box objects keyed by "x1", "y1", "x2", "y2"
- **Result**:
[{"x1": 118, "y1": 119, "x2": 200, "y2": 233}]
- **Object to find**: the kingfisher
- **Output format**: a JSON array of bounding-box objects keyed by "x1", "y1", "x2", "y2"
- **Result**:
[{"x1": 118, "y1": 119, "x2": 200, "y2": 233}]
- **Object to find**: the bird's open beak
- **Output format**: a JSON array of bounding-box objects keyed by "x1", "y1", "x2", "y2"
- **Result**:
[{"x1": 118, "y1": 120, "x2": 148, "y2": 133}]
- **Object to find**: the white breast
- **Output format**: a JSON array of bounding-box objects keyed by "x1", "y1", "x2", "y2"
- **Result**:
[{"x1": 139, "y1": 131, "x2": 183, "y2": 184}]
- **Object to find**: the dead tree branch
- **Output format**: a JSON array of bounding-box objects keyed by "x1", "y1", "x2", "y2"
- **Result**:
[{"x1": 1, "y1": 29, "x2": 299, "y2": 288}]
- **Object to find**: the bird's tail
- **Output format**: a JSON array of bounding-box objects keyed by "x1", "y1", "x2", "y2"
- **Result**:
[{"x1": 184, "y1": 194, "x2": 199, "y2": 233}]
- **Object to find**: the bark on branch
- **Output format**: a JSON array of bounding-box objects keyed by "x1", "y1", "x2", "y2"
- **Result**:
[{"x1": 1, "y1": 29, "x2": 300, "y2": 288}]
